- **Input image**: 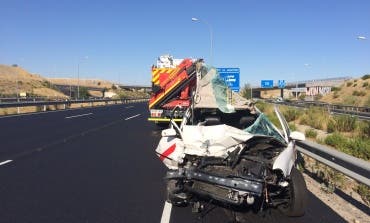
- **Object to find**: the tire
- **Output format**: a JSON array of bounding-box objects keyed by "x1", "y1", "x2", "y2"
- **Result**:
[
  {"x1": 278, "y1": 167, "x2": 308, "y2": 217},
  {"x1": 156, "y1": 122, "x2": 169, "y2": 128},
  {"x1": 166, "y1": 180, "x2": 188, "y2": 207}
]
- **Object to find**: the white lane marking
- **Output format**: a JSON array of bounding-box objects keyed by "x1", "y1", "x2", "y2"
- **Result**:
[
  {"x1": 0, "y1": 103, "x2": 126, "y2": 119},
  {"x1": 65, "y1": 113, "x2": 93, "y2": 119},
  {"x1": 160, "y1": 201, "x2": 172, "y2": 223},
  {"x1": 0, "y1": 160, "x2": 13, "y2": 166},
  {"x1": 125, "y1": 106, "x2": 134, "y2": 109},
  {"x1": 124, "y1": 114, "x2": 141, "y2": 120}
]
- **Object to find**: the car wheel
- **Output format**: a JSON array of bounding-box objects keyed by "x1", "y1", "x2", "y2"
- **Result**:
[
  {"x1": 166, "y1": 180, "x2": 188, "y2": 207},
  {"x1": 278, "y1": 167, "x2": 308, "y2": 216}
]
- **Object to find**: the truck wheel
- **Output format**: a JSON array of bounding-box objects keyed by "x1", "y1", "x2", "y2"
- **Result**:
[
  {"x1": 278, "y1": 167, "x2": 307, "y2": 217},
  {"x1": 156, "y1": 122, "x2": 169, "y2": 128}
]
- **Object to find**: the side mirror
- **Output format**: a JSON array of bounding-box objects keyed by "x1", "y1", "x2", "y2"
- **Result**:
[
  {"x1": 290, "y1": 131, "x2": 305, "y2": 141},
  {"x1": 161, "y1": 128, "x2": 177, "y2": 137}
]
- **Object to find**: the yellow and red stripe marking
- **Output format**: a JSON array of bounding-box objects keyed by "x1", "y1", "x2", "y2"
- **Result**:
[
  {"x1": 152, "y1": 68, "x2": 175, "y2": 85},
  {"x1": 149, "y1": 78, "x2": 183, "y2": 108}
]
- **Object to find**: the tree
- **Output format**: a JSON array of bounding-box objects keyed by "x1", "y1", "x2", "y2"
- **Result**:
[
  {"x1": 240, "y1": 83, "x2": 252, "y2": 99},
  {"x1": 79, "y1": 87, "x2": 90, "y2": 99}
]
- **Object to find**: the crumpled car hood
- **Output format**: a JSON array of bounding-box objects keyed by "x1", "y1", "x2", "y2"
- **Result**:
[{"x1": 182, "y1": 124, "x2": 254, "y2": 157}]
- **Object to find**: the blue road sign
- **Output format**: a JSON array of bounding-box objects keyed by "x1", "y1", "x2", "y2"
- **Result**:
[
  {"x1": 217, "y1": 68, "x2": 240, "y2": 92},
  {"x1": 278, "y1": 80, "x2": 286, "y2": 88},
  {"x1": 261, "y1": 80, "x2": 274, "y2": 88}
]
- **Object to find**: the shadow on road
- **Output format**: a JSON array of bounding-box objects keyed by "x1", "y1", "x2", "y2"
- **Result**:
[{"x1": 170, "y1": 191, "x2": 347, "y2": 223}]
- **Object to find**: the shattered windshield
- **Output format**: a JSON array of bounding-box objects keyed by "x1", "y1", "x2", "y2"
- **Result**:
[
  {"x1": 244, "y1": 113, "x2": 286, "y2": 144},
  {"x1": 194, "y1": 67, "x2": 251, "y2": 113},
  {"x1": 211, "y1": 71, "x2": 234, "y2": 113}
]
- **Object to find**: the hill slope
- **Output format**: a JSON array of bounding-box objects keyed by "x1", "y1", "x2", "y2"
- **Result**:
[
  {"x1": 0, "y1": 65, "x2": 67, "y2": 98},
  {"x1": 320, "y1": 76, "x2": 370, "y2": 107}
]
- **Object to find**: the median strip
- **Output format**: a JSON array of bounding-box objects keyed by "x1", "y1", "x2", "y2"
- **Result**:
[
  {"x1": 65, "y1": 113, "x2": 93, "y2": 119},
  {"x1": 0, "y1": 160, "x2": 13, "y2": 166},
  {"x1": 124, "y1": 114, "x2": 141, "y2": 120}
]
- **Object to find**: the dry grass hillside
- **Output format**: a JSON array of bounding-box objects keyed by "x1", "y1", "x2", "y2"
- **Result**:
[
  {"x1": 320, "y1": 76, "x2": 370, "y2": 107},
  {"x1": 0, "y1": 64, "x2": 149, "y2": 100},
  {"x1": 0, "y1": 64, "x2": 67, "y2": 98}
]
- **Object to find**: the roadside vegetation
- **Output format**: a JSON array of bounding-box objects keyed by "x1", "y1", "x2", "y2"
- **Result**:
[{"x1": 255, "y1": 101, "x2": 370, "y2": 204}]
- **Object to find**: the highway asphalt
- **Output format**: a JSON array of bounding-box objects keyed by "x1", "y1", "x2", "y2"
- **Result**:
[{"x1": 0, "y1": 102, "x2": 347, "y2": 222}]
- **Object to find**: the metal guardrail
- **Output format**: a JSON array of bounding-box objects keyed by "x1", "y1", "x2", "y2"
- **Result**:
[
  {"x1": 269, "y1": 100, "x2": 370, "y2": 120},
  {"x1": 0, "y1": 98, "x2": 149, "y2": 111},
  {"x1": 297, "y1": 140, "x2": 370, "y2": 187}
]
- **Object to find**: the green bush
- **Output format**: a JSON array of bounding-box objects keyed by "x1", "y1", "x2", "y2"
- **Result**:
[
  {"x1": 353, "y1": 90, "x2": 366, "y2": 96},
  {"x1": 256, "y1": 101, "x2": 271, "y2": 113},
  {"x1": 363, "y1": 82, "x2": 369, "y2": 88},
  {"x1": 327, "y1": 119, "x2": 336, "y2": 133},
  {"x1": 299, "y1": 114, "x2": 309, "y2": 126},
  {"x1": 240, "y1": 83, "x2": 252, "y2": 99},
  {"x1": 315, "y1": 95, "x2": 323, "y2": 100},
  {"x1": 346, "y1": 82, "x2": 353, "y2": 87},
  {"x1": 325, "y1": 132, "x2": 347, "y2": 150},
  {"x1": 343, "y1": 95, "x2": 358, "y2": 106},
  {"x1": 289, "y1": 123, "x2": 297, "y2": 131},
  {"x1": 358, "y1": 121, "x2": 370, "y2": 138},
  {"x1": 334, "y1": 115, "x2": 357, "y2": 132},
  {"x1": 357, "y1": 184, "x2": 370, "y2": 205},
  {"x1": 282, "y1": 107, "x2": 301, "y2": 122},
  {"x1": 361, "y1": 74, "x2": 370, "y2": 80},
  {"x1": 305, "y1": 128, "x2": 318, "y2": 138},
  {"x1": 299, "y1": 107, "x2": 328, "y2": 130},
  {"x1": 325, "y1": 133, "x2": 370, "y2": 160},
  {"x1": 366, "y1": 96, "x2": 370, "y2": 107},
  {"x1": 78, "y1": 87, "x2": 90, "y2": 99},
  {"x1": 351, "y1": 138, "x2": 370, "y2": 160},
  {"x1": 331, "y1": 87, "x2": 341, "y2": 92},
  {"x1": 333, "y1": 91, "x2": 339, "y2": 99}
]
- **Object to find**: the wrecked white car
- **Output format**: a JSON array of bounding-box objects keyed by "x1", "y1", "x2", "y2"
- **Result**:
[{"x1": 155, "y1": 68, "x2": 307, "y2": 220}]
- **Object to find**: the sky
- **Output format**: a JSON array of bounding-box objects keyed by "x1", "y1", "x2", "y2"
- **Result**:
[{"x1": 1, "y1": 0, "x2": 369, "y2": 86}]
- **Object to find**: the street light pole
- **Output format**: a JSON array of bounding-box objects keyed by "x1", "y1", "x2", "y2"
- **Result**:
[
  {"x1": 77, "y1": 63, "x2": 80, "y2": 99},
  {"x1": 77, "y1": 56, "x2": 88, "y2": 99},
  {"x1": 191, "y1": 17, "x2": 213, "y2": 65}
]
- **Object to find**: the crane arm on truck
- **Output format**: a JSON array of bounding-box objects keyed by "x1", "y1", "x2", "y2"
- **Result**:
[{"x1": 148, "y1": 56, "x2": 202, "y2": 124}]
